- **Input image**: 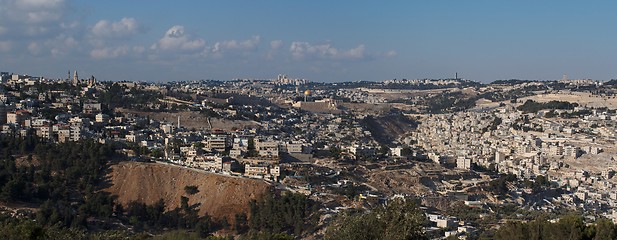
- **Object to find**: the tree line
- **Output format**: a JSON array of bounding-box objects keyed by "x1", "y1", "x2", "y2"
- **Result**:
[
  {"x1": 242, "y1": 191, "x2": 320, "y2": 237},
  {"x1": 0, "y1": 132, "x2": 223, "y2": 238},
  {"x1": 517, "y1": 100, "x2": 579, "y2": 113},
  {"x1": 325, "y1": 198, "x2": 428, "y2": 240},
  {"x1": 491, "y1": 215, "x2": 617, "y2": 240},
  {"x1": 0, "y1": 132, "x2": 320, "y2": 238}
]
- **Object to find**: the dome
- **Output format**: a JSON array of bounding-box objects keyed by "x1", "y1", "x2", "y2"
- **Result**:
[{"x1": 304, "y1": 89, "x2": 312, "y2": 95}]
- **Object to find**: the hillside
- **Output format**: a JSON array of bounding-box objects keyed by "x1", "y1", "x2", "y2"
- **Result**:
[
  {"x1": 115, "y1": 108, "x2": 259, "y2": 131},
  {"x1": 360, "y1": 114, "x2": 418, "y2": 144},
  {"x1": 104, "y1": 162, "x2": 269, "y2": 221}
]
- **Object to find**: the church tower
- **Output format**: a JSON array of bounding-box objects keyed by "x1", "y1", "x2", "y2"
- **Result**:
[
  {"x1": 73, "y1": 71, "x2": 79, "y2": 85},
  {"x1": 88, "y1": 75, "x2": 96, "y2": 87}
]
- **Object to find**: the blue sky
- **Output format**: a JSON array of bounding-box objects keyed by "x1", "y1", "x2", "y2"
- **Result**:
[{"x1": 1, "y1": 0, "x2": 616, "y2": 82}]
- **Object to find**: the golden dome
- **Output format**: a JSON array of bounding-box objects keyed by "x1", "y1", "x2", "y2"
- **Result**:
[{"x1": 304, "y1": 89, "x2": 312, "y2": 95}]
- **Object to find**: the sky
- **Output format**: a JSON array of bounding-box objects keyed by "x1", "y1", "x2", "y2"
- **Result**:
[{"x1": 1, "y1": 0, "x2": 617, "y2": 83}]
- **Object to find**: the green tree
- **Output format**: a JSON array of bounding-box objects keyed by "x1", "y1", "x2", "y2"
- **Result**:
[
  {"x1": 235, "y1": 213, "x2": 249, "y2": 234},
  {"x1": 193, "y1": 142, "x2": 205, "y2": 149},
  {"x1": 325, "y1": 198, "x2": 427, "y2": 240},
  {"x1": 594, "y1": 218, "x2": 617, "y2": 240},
  {"x1": 184, "y1": 185, "x2": 199, "y2": 195},
  {"x1": 492, "y1": 214, "x2": 615, "y2": 240},
  {"x1": 238, "y1": 231, "x2": 294, "y2": 240},
  {"x1": 248, "y1": 192, "x2": 317, "y2": 236}
]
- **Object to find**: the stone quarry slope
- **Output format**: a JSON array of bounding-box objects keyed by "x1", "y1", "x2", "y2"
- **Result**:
[{"x1": 104, "y1": 162, "x2": 269, "y2": 221}]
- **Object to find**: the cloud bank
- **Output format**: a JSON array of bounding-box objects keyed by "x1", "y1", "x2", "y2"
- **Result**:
[
  {"x1": 91, "y1": 18, "x2": 141, "y2": 39},
  {"x1": 0, "y1": 1, "x2": 397, "y2": 82},
  {"x1": 289, "y1": 42, "x2": 368, "y2": 60}
]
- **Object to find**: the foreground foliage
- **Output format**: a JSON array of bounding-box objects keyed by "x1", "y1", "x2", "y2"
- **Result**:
[
  {"x1": 0, "y1": 133, "x2": 218, "y2": 237},
  {"x1": 325, "y1": 198, "x2": 427, "y2": 240},
  {"x1": 492, "y1": 215, "x2": 617, "y2": 240},
  {"x1": 246, "y1": 191, "x2": 319, "y2": 236}
]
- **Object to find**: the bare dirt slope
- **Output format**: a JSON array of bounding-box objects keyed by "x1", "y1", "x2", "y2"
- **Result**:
[
  {"x1": 360, "y1": 114, "x2": 418, "y2": 144},
  {"x1": 104, "y1": 162, "x2": 269, "y2": 221},
  {"x1": 365, "y1": 167, "x2": 431, "y2": 196}
]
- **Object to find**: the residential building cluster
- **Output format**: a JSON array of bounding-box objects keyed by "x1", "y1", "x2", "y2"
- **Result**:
[{"x1": 413, "y1": 105, "x2": 617, "y2": 218}]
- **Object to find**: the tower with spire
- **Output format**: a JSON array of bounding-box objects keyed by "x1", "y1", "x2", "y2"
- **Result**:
[
  {"x1": 73, "y1": 71, "x2": 79, "y2": 85},
  {"x1": 88, "y1": 75, "x2": 96, "y2": 87}
]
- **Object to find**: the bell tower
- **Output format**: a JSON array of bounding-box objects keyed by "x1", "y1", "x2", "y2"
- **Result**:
[{"x1": 73, "y1": 71, "x2": 79, "y2": 85}]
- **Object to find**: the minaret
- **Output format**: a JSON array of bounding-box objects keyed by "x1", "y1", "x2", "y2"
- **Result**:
[
  {"x1": 177, "y1": 116, "x2": 180, "y2": 129},
  {"x1": 67, "y1": 70, "x2": 70, "y2": 81}
]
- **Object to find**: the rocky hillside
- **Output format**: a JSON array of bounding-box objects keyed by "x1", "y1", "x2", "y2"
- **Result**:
[
  {"x1": 103, "y1": 162, "x2": 269, "y2": 221},
  {"x1": 360, "y1": 114, "x2": 418, "y2": 144}
]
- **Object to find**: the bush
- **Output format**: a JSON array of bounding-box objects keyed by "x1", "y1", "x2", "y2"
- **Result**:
[
  {"x1": 325, "y1": 198, "x2": 427, "y2": 240},
  {"x1": 184, "y1": 185, "x2": 199, "y2": 195}
]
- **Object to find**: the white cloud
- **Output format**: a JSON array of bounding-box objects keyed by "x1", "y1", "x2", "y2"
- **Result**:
[
  {"x1": 385, "y1": 50, "x2": 397, "y2": 57},
  {"x1": 151, "y1": 25, "x2": 206, "y2": 51},
  {"x1": 91, "y1": 18, "x2": 140, "y2": 39},
  {"x1": 289, "y1": 41, "x2": 368, "y2": 60},
  {"x1": 46, "y1": 33, "x2": 80, "y2": 57},
  {"x1": 50, "y1": 48, "x2": 62, "y2": 57},
  {"x1": 90, "y1": 46, "x2": 129, "y2": 59},
  {"x1": 270, "y1": 40, "x2": 283, "y2": 50},
  {"x1": 4, "y1": 0, "x2": 66, "y2": 24},
  {"x1": 0, "y1": 0, "x2": 68, "y2": 43},
  {"x1": 16, "y1": 0, "x2": 64, "y2": 9},
  {"x1": 0, "y1": 3, "x2": 149, "y2": 60},
  {"x1": 212, "y1": 36, "x2": 260, "y2": 54},
  {"x1": 267, "y1": 39, "x2": 284, "y2": 60},
  {"x1": 63, "y1": 36, "x2": 78, "y2": 47},
  {"x1": 24, "y1": 25, "x2": 50, "y2": 36},
  {"x1": 90, "y1": 45, "x2": 146, "y2": 59},
  {"x1": 346, "y1": 44, "x2": 366, "y2": 59},
  {"x1": 60, "y1": 21, "x2": 79, "y2": 29}
]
